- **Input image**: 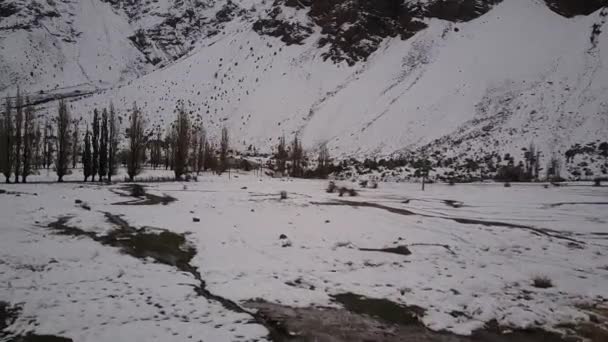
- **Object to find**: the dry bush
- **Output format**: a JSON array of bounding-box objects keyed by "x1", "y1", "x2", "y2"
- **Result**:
[{"x1": 532, "y1": 275, "x2": 553, "y2": 289}]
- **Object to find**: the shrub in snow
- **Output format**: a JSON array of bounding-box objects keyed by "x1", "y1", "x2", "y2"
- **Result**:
[
  {"x1": 532, "y1": 275, "x2": 553, "y2": 289},
  {"x1": 359, "y1": 179, "x2": 368, "y2": 188},
  {"x1": 326, "y1": 181, "x2": 337, "y2": 193},
  {"x1": 338, "y1": 186, "x2": 358, "y2": 197},
  {"x1": 593, "y1": 178, "x2": 601, "y2": 186},
  {"x1": 369, "y1": 181, "x2": 378, "y2": 189},
  {"x1": 279, "y1": 234, "x2": 291, "y2": 247},
  {"x1": 280, "y1": 190, "x2": 288, "y2": 200},
  {"x1": 504, "y1": 182, "x2": 511, "y2": 188}
]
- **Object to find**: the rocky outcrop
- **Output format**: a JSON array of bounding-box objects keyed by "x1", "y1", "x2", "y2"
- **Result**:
[
  {"x1": 544, "y1": 0, "x2": 605, "y2": 18},
  {"x1": 253, "y1": 0, "x2": 502, "y2": 65}
]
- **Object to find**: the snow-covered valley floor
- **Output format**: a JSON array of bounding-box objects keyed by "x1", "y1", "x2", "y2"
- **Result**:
[{"x1": 1, "y1": 173, "x2": 607, "y2": 341}]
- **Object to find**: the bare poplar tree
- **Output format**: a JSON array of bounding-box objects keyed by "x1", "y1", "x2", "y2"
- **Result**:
[
  {"x1": 33, "y1": 123, "x2": 41, "y2": 170},
  {"x1": 108, "y1": 103, "x2": 119, "y2": 182},
  {"x1": 276, "y1": 135, "x2": 287, "y2": 176},
  {"x1": 219, "y1": 126, "x2": 229, "y2": 174},
  {"x1": 71, "y1": 119, "x2": 79, "y2": 169},
  {"x1": 55, "y1": 99, "x2": 71, "y2": 182},
  {"x1": 196, "y1": 126, "x2": 205, "y2": 174},
  {"x1": 163, "y1": 129, "x2": 172, "y2": 170},
  {"x1": 317, "y1": 144, "x2": 330, "y2": 178},
  {"x1": 83, "y1": 128, "x2": 92, "y2": 181},
  {"x1": 13, "y1": 88, "x2": 23, "y2": 183},
  {"x1": 1, "y1": 96, "x2": 13, "y2": 183},
  {"x1": 173, "y1": 103, "x2": 190, "y2": 179},
  {"x1": 189, "y1": 126, "x2": 199, "y2": 173},
  {"x1": 43, "y1": 118, "x2": 54, "y2": 169},
  {"x1": 204, "y1": 140, "x2": 216, "y2": 172},
  {"x1": 290, "y1": 135, "x2": 303, "y2": 177},
  {"x1": 21, "y1": 97, "x2": 34, "y2": 183},
  {"x1": 91, "y1": 109, "x2": 100, "y2": 181},
  {"x1": 127, "y1": 103, "x2": 145, "y2": 181},
  {"x1": 99, "y1": 108, "x2": 108, "y2": 181}
]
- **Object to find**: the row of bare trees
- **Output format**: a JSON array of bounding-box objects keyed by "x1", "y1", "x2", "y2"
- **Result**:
[
  {"x1": 163, "y1": 103, "x2": 229, "y2": 180},
  {"x1": 273, "y1": 134, "x2": 331, "y2": 178},
  {"x1": 80, "y1": 105, "x2": 120, "y2": 182},
  {"x1": 1, "y1": 89, "x2": 43, "y2": 183}
]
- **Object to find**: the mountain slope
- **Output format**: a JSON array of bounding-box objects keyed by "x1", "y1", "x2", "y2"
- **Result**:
[
  {"x1": 0, "y1": 0, "x2": 151, "y2": 94},
  {"x1": 1, "y1": 0, "x2": 607, "y2": 178}
]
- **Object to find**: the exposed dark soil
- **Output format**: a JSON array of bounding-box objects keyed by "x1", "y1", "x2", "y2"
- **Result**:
[
  {"x1": 0, "y1": 189, "x2": 37, "y2": 196},
  {"x1": 45, "y1": 214, "x2": 291, "y2": 341},
  {"x1": 111, "y1": 184, "x2": 176, "y2": 205},
  {"x1": 332, "y1": 292, "x2": 424, "y2": 326},
  {"x1": 246, "y1": 293, "x2": 579, "y2": 342},
  {"x1": 359, "y1": 245, "x2": 412, "y2": 256},
  {"x1": 444, "y1": 200, "x2": 465, "y2": 208},
  {"x1": 8, "y1": 334, "x2": 73, "y2": 342},
  {"x1": 547, "y1": 202, "x2": 608, "y2": 208}
]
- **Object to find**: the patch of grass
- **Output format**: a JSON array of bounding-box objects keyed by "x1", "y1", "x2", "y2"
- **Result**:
[
  {"x1": 332, "y1": 293, "x2": 424, "y2": 326},
  {"x1": 532, "y1": 275, "x2": 553, "y2": 289}
]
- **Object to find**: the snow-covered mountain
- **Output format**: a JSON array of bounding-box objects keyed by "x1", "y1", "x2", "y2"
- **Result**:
[{"x1": 1, "y1": 0, "x2": 607, "y2": 177}]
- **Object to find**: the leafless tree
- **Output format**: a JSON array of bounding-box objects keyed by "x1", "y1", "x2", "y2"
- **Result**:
[
  {"x1": 1, "y1": 96, "x2": 14, "y2": 183},
  {"x1": 189, "y1": 126, "x2": 199, "y2": 174},
  {"x1": 55, "y1": 99, "x2": 71, "y2": 182},
  {"x1": 83, "y1": 126, "x2": 92, "y2": 182},
  {"x1": 92, "y1": 109, "x2": 100, "y2": 181},
  {"x1": 13, "y1": 88, "x2": 23, "y2": 183},
  {"x1": 71, "y1": 119, "x2": 79, "y2": 169},
  {"x1": 127, "y1": 103, "x2": 145, "y2": 181},
  {"x1": 219, "y1": 126, "x2": 229, "y2": 174},
  {"x1": 99, "y1": 108, "x2": 108, "y2": 181},
  {"x1": 21, "y1": 97, "x2": 35, "y2": 183},
  {"x1": 108, "y1": 103, "x2": 119, "y2": 182},
  {"x1": 276, "y1": 135, "x2": 287, "y2": 176},
  {"x1": 196, "y1": 126, "x2": 205, "y2": 174},
  {"x1": 290, "y1": 135, "x2": 303, "y2": 177},
  {"x1": 33, "y1": 123, "x2": 42, "y2": 170},
  {"x1": 317, "y1": 144, "x2": 330, "y2": 178},
  {"x1": 173, "y1": 103, "x2": 190, "y2": 179}
]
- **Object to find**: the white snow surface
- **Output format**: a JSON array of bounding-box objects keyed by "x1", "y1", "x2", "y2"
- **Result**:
[{"x1": 1, "y1": 172, "x2": 607, "y2": 339}]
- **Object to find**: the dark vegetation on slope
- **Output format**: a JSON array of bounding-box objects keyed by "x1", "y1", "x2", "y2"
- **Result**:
[{"x1": 544, "y1": 0, "x2": 606, "y2": 18}]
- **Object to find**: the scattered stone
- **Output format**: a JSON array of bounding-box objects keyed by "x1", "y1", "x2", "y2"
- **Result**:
[
  {"x1": 75, "y1": 199, "x2": 82, "y2": 204},
  {"x1": 193, "y1": 217, "x2": 200, "y2": 222}
]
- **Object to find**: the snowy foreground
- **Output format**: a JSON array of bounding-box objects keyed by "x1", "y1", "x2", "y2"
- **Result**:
[{"x1": 1, "y1": 172, "x2": 607, "y2": 341}]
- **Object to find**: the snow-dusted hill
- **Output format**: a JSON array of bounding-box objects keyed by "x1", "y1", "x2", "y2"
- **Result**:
[{"x1": 1, "y1": 0, "x2": 607, "y2": 177}]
